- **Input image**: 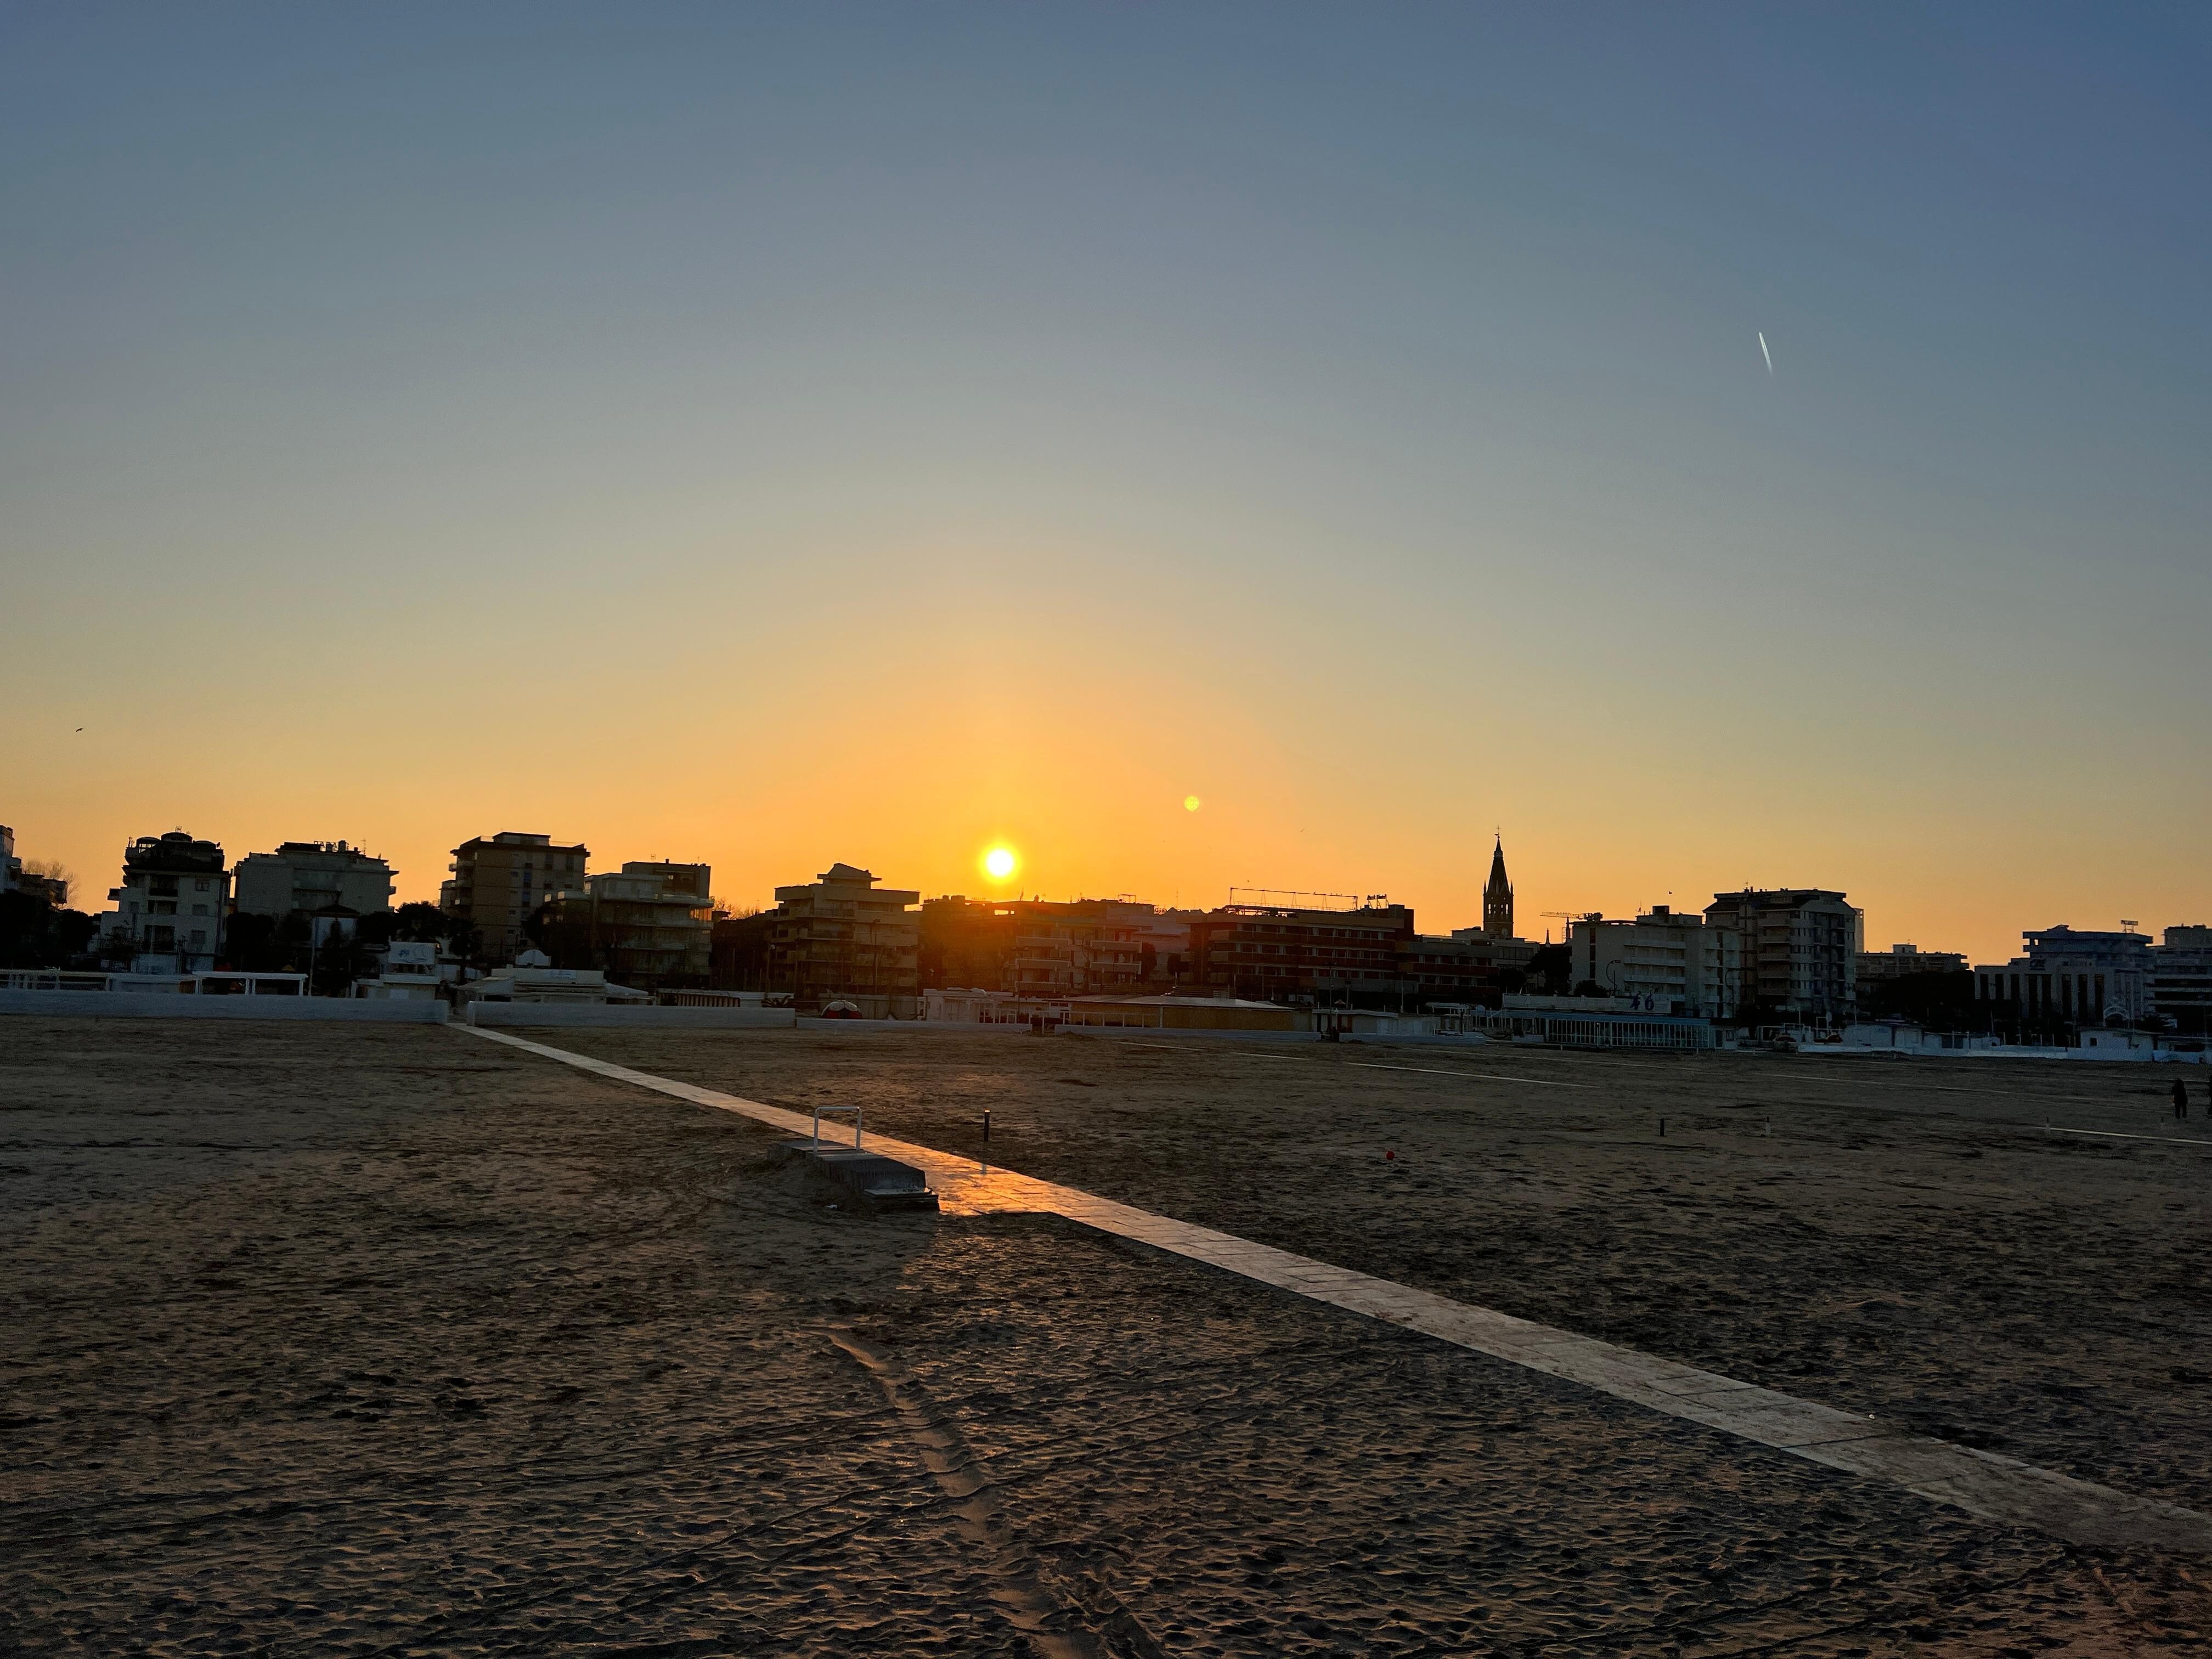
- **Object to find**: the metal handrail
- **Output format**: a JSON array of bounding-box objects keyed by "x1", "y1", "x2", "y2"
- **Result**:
[{"x1": 810, "y1": 1104, "x2": 864, "y2": 1150}]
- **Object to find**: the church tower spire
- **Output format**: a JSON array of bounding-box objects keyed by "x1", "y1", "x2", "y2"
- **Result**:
[{"x1": 1483, "y1": 833, "x2": 1514, "y2": 939}]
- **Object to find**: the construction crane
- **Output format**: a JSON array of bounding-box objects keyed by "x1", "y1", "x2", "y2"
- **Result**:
[{"x1": 1538, "y1": 910, "x2": 1601, "y2": 945}]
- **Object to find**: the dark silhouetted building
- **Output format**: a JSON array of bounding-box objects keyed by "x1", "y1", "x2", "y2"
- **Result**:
[
  {"x1": 713, "y1": 862, "x2": 918, "y2": 1017},
  {"x1": 919, "y1": 896, "x2": 1190, "y2": 998},
  {"x1": 1189, "y1": 899, "x2": 1418, "y2": 1007}
]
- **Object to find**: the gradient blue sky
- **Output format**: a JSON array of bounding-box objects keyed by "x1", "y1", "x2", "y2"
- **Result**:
[{"x1": 4, "y1": 4, "x2": 2207, "y2": 959}]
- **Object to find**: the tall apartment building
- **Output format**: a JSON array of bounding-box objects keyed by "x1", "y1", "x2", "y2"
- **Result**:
[
  {"x1": 1702, "y1": 888, "x2": 1863, "y2": 1023},
  {"x1": 105, "y1": 830, "x2": 229, "y2": 972},
  {"x1": 553, "y1": 861, "x2": 712, "y2": 989},
  {"x1": 1188, "y1": 899, "x2": 1418, "y2": 1006},
  {"x1": 2153, "y1": 926, "x2": 2212, "y2": 1035},
  {"x1": 443, "y1": 832, "x2": 588, "y2": 964},
  {"x1": 1974, "y1": 926, "x2": 2153, "y2": 1031},
  {"x1": 712, "y1": 862, "x2": 920, "y2": 1017},
  {"x1": 233, "y1": 841, "x2": 396, "y2": 920},
  {"x1": 1570, "y1": 905, "x2": 1736, "y2": 1017}
]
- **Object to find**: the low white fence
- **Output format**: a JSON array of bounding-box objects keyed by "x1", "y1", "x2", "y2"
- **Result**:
[
  {"x1": 0, "y1": 990, "x2": 446, "y2": 1023},
  {"x1": 464, "y1": 1002, "x2": 798, "y2": 1029}
]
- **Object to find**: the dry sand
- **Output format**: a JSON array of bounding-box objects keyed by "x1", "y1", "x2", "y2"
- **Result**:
[{"x1": 4, "y1": 1017, "x2": 2210, "y2": 1655}]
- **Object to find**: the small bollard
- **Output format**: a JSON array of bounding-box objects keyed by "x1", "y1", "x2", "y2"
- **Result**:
[
  {"x1": 983, "y1": 1110, "x2": 991, "y2": 1144},
  {"x1": 1660, "y1": 1118, "x2": 1666, "y2": 1137}
]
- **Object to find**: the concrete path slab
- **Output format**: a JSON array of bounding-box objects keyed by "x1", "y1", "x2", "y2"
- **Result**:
[{"x1": 460, "y1": 1024, "x2": 2212, "y2": 1555}]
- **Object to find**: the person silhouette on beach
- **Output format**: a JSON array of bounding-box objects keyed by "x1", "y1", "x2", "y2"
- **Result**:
[{"x1": 2174, "y1": 1077, "x2": 2190, "y2": 1120}]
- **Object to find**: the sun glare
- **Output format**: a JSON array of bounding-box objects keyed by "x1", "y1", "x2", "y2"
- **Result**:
[
  {"x1": 983, "y1": 845, "x2": 1017, "y2": 881},
  {"x1": 1184, "y1": 795, "x2": 1202, "y2": 811}
]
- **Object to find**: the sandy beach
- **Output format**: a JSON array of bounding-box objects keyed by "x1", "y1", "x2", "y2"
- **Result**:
[{"x1": 5, "y1": 1017, "x2": 2210, "y2": 1654}]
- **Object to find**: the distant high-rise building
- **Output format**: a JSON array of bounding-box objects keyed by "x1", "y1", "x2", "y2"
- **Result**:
[
  {"x1": 1189, "y1": 898, "x2": 1418, "y2": 1006},
  {"x1": 2153, "y1": 926, "x2": 2212, "y2": 1036},
  {"x1": 1482, "y1": 836, "x2": 1515, "y2": 939},
  {"x1": 1570, "y1": 906, "x2": 1737, "y2": 1017},
  {"x1": 1703, "y1": 888, "x2": 1863, "y2": 1023},
  {"x1": 105, "y1": 831, "x2": 229, "y2": 972},
  {"x1": 234, "y1": 842, "x2": 396, "y2": 921},
  {"x1": 542, "y1": 861, "x2": 712, "y2": 989},
  {"x1": 443, "y1": 832, "x2": 588, "y2": 965},
  {"x1": 1976, "y1": 925, "x2": 2153, "y2": 1033},
  {"x1": 712, "y1": 862, "x2": 919, "y2": 1017}
]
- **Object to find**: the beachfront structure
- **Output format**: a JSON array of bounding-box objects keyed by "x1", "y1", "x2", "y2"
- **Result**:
[
  {"x1": 1188, "y1": 898, "x2": 1418, "y2": 1007},
  {"x1": 104, "y1": 831, "x2": 230, "y2": 973},
  {"x1": 442, "y1": 832, "x2": 588, "y2": 966},
  {"x1": 1974, "y1": 925, "x2": 2153, "y2": 1032},
  {"x1": 1477, "y1": 994, "x2": 1716, "y2": 1051},
  {"x1": 919, "y1": 896, "x2": 1192, "y2": 998},
  {"x1": 354, "y1": 940, "x2": 443, "y2": 1001},
  {"x1": 1702, "y1": 888, "x2": 1862, "y2": 1024},
  {"x1": 712, "y1": 862, "x2": 920, "y2": 1018},
  {"x1": 1568, "y1": 906, "x2": 1736, "y2": 1017},
  {"x1": 233, "y1": 841, "x2": 396, "y2": 921},
  {"x1": 1838, "y1": 1021, "x2": 2000, "y2": 1054},
  {"x1": 1481, "y1": 835, "x2": 1515, "y2": 939},
  {"x1": 922, "y1": 988, "x2": 1072, "y2": 1025},
  {"x1": 461, "y1": 961, "x2": 649, "y2": 1006},
  {"x1": 1062, "y1": 994, "x2": 1300, "y2": 1032}
]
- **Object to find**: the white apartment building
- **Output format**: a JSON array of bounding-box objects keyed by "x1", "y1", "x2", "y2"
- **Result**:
[
  {"x1": 1569, "y1": 905, "x2": 1736, "y2": 1017},
  {"x1": 105, "y1": 830, "x2": 229, "y2": 973},
  {"x1": 1703, "y1": 889, "x2": 1863, "y2": 1023}
]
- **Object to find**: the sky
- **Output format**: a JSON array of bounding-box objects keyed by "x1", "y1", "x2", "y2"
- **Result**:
[{"x1": 3, "y1": 3, "x2": 2208, "y2": 962}]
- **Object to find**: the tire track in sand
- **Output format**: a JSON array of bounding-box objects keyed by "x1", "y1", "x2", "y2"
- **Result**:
[{"x1": 827, "y1": 1329, "x2": 1165, "y2": 1659}]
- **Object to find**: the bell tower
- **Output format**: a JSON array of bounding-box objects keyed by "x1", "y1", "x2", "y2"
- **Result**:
[{"x1": 1482, "y1": 834, "x2": 1514, "y2": 939}]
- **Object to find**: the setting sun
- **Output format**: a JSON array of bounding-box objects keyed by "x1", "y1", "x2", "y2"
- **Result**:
[{"x1": 983, "y1": 845, "x2": 1017, "y2": 882}]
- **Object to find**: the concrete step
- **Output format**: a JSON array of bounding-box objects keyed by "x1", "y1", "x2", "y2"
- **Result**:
[{"x1": 775, "y1": 1141, "x2": 940, "y2": 1212}]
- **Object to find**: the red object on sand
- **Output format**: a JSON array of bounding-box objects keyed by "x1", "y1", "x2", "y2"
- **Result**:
[{"x1": 1385, "y1": 1150, "x2": 1395, "y2": 1160}]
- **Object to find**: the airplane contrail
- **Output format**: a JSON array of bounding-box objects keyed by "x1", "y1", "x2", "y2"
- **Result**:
[{"x1": 1758, "y1": 331, "x2": 1773, "y2": 374}]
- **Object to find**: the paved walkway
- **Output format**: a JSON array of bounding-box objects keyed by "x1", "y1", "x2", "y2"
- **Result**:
[{"x1": 461, "y1": 1025, "x2": 2212, "y2": 1555}]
